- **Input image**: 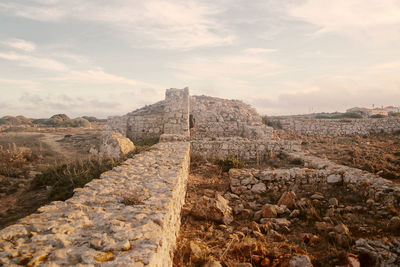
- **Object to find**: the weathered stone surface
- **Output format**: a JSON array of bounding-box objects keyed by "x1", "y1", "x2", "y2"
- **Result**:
[
  {"x1": 288, "y1": 255, "x2": 313, "y2": 267},
  {"x1": 278, "y1": 191, "x2": 296, "y2": 209},
  {"x1": 0, "y1": 142, "x2": 190, "y2": 266},
  {"x1": 271, "y1": 117, "x2": 400, "y2": 136},
  {"x1": 327, "y1": 174, "x2": 342, "y2": 184},
  {"x1": 99, "y1": 130, "x2": 135, "y2": 158},
  {"x1": 191, "y1": 194, "x2": 233, "y2": 225},
  {"x1": 262, "y1": 204, "x2": 277, "y2": 218},
  {"x1": 251, "y1": 183, "x2": 267, "y2": 194}
]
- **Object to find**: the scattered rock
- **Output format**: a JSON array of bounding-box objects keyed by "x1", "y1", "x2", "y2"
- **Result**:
[
  {"x1": 251, "y1": 183, "x2": 267, "y2": 194},
  {"x1": 328, "y1": 198, "x2": 338, "y2": 206},
  {"x1": 98, "y1": 131, "x2": 135, "y2": 158},
  {"x1": 191, "y1": 194, "x2": 233, "y2": 225},
  {"x1": 262, "y1": 204, "x2": 277, "y2": 218},
  {"x1": 278, "y1": 191, "x2": 296, "y2": 209},
  {"x1": 288, "y1": 254, "x2": 313, "y2": 267},
  {"x1": 203, "y1": 260, "x2": 222, "y2": 267},
  {"x1": 327, "y1": 174, "x2": 342, "y2": 184}
]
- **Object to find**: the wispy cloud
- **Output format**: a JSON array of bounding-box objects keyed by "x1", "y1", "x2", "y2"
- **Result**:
[
  {"x1": 244, "y1": 48, "x2": 277, "y2": 54},
  {"x1": 0, "y1": 0, "x2": 234, "y2": 49},
  {"x1": 288, "y1": 0, "x2": 400, "y2": 43},
  {"x1": 0, "y1": 38, "x2": 36, "y2": 52},
  {"x1": 0, "y1": 51, "x2": 68, "y2": 71}
]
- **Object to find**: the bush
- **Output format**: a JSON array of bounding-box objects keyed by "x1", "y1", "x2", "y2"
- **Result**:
[
  {"x1": 369, "y1": 114, "x2": 386, "y2": 118},
  {"x1": 262, "y1": 116, "x2": 282, "y2": 129},
  {"x1": 31, "y1": 157, "x2": 122, "y2": 201},
  {"x1": 0, "y1": 143, "x2": 31, "y2": 177},
  {"x1": 61, "y1": 118, "x2": 91, "y2": 127},
  {"x1": 389, "y1": 112, "x2": 400, "y2": 117},
  {"x1": 215, "y1": 157, "x2": 246, "y2": 172},
  {"x1": 316, "y1": 112, "x2": 363, "y2": 119}
]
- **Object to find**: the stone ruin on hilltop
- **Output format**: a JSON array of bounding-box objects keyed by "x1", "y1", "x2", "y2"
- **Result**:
[
  {"x1": 106, "y1": 88, "x2": 296, "y2": 161},
  {"x1": 108, "y1": 87, "x2": 273, "y2": 142}
]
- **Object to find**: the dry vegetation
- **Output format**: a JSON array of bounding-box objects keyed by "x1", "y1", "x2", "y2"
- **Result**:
[{"x1": 275, "y1": 130, "x2": 400, "y2": 181}]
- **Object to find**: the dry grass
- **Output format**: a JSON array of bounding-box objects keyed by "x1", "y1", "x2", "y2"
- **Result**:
[{"x1": 0, "y1": 143, "x2": 32, "y2": 178}]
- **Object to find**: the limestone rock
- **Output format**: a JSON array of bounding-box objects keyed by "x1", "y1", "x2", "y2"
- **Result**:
[
  {"x1": 288, "y1": 255, "x2": 313, "y2": 267},
  {"x1": 251, "y1": 183, "x2": 267, "y2": 194},
  {"x1": 262, "y1": 204, "x2": 277, "y2": 218},
  {"x1": 278, "y1": 191, "x2": 296, "y2": 209},
  {"x1": 99, "y1": 131, "x2": 135, "y2": 158},
  {"x1": 327, "y1": 174, "x2": 342, "y2": 184},
  {"x1": 191, "y1": 194, "x2": 233, "y2": 225}
]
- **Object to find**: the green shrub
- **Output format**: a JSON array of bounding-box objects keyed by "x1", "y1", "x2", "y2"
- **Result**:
[
  {"x1": 62, "y1": 118, "x2": 91, "y2": 127},
  {"x1": 31, "y1": 157, "x2": 122, "y2": 201},
  {"x1": 262, "y1": 116, "x2": 282, "y2": 129},
  {"x1": 215, "y1": 157, "x2": 246, "y2": 172},
  {"x1": 316, "y1": 112, "x2": 362, "y2": 119},
  {"x1": 389, "y1": 112, "x2": 400, "y2": 117},
  {"x1": 369, "y1": 114, "x2": 386, "y2": 118}
]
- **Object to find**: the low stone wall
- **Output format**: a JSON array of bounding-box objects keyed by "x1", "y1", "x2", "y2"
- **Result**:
[
  {"x1": 191, "y1": 137, "x2": 300, "y2": 162},
  {"x1": 275, "y1": 117, "x2": 400, "y2": 136},
  {"x1": 0, "y1": 141, "x2": 190, "y2": 266}
]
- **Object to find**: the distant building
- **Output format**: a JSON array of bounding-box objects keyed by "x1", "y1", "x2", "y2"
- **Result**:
[
  {"x1": 384, "y1": 106, "x2": 400, "y2": 113},
  {"x1": 346, "y1": 107, "x2": 388, "y2": 117}
]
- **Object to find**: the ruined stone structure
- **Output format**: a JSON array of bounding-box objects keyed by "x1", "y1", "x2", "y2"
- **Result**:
[
  {"x1": 3, "y1": 88, "x2": 399, "y2": 266},
  {"x1": 271, "y1": 117, "x2": 400, "y2": 136},
  {"x1": 107, "y1": 88, "x2": 273, "y2": 142}
]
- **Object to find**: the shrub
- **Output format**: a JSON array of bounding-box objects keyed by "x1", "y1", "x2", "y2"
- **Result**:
[
  {"x1": 0, "y1": 143, "x2": 31, "y2": 177},
  {"x1": 369, "y1": 114, "x2": 386, "y2": 118},
  {"x1": 31, "y1": 157, "x2": 122, "y2": 201},
  {"x1": 215, "y1": 157, "x2": 246, "y2": 172},
  {"x1": 61, "y1": 118, "x2": 91, "y2": 127},
  {"x1": 262, "y1": 116, "x2": 282, "y2": 129},
  {"x1": 389, "y1": 112, "x2": 400, "y2": 117},
  {"x1": 316, "y1": 112, "x2": 362, "y2": 119}
]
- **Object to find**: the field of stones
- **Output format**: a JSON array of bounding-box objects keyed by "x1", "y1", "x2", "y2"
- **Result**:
[{"x1": 174, "y1": 131, "x2": 400, "y2": 267}]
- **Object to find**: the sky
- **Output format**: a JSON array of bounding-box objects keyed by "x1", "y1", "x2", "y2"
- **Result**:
[{"x1": 1, "y1": 0, "x2": 400, "y2": 118}]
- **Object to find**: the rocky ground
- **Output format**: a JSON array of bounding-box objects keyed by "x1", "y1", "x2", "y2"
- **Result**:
[
  {"x1": 275, "y1": 131, "x2": 400, "y2": 181},
  {"x1": 174, "y1": 155, "x2": 400, "y2": 267}
]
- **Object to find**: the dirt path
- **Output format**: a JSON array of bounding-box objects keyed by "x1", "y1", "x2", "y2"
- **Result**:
[{"x1": 38, "y1": 133, "x2": 76, "y2": 161}]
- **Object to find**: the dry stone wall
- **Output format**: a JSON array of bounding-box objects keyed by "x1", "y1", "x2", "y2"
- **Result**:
[
  {"x1": 190, "y1": 95, "x2": 273, "y2": 140},
  {"x1": 275, "y1": 117, "x2": 400, "y2": 136},
  {"x1": 0, "y1": 141, "x2": 190, "y2": 266},
  {"x1": 191, "y1": 137, "x2": 300, "y2": 162}
]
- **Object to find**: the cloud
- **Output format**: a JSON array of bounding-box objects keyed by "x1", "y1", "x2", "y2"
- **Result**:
[
  {"x1": 0, "y1": 78, "x2": 40, "y2": 91},
  {"x1": 0, "y1": 38, "x2": 36, "y2": 52},
  {"x1": 288, "y1": 0, "x2": 400, "y2": 42},
  {"x1": 0, "y1": 51, "x2": 68, "y2": 71},
  {"x1": 0, "y1": 0, "x2": 234, "y2": 49},
  {"x1": 50, "y1": 69, "x2": 158, "y2": 88},
  {"x1": 244, "y1": 48, "x2": 277, "y2": 54}
]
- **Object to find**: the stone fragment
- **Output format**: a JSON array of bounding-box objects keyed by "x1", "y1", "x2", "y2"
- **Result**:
[
  {"x1": 203, "y1": 260, "x2": 223, "y2": 267},
  {"x1": 191, "y1": 194, "x2": 233, "y2": 225},
  {"x1": 327, "y1": 174, "x2": 342, "y2": 184},
  {"x1": 251, "y1": 183, "x2": 267, "y2": 194},
  {"x1": 262, "y1": 204, "x2": 277, "y2": 218},
  {"x1": 310, "y1": 193, "x2": 324, "y2": 200},
  {"x1": 328, "y1": 198, "x2": 338, "y2": 206},
  {"x1": 288, "y1": 255, "x2": 313, "y2": 267},
  {"x1": 388, "y1": 216, "x2": 400, "y2": 231},
  {"x1": 346, "y1": 253, "x2": 360, "y2": 267},
  {"x1": 289, "y1": 209, "x2": 300, "y2": 218},
  {"x1": 190, "y1": 241, "x2": 209, "y2": 263},
  {"x1": 334, "y1": 223, "x2": 350, "y2": 235},
  {"x1": 278, "y1": 191, "x2": 296, "y2": 209},
  {"x1": 99, "y1": 131, "x2": 135, "y2": 158}
]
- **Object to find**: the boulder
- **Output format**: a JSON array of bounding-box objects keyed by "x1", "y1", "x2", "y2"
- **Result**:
[
  {"x1": 191, "y1": 194, "x2": 233, "y2": 225},
  {"x1": 99, "y1": 131, "x2": 135, "y2": 158},
  {"x1": 327, "y1": 174, "x2": 342, "y2": 184}
]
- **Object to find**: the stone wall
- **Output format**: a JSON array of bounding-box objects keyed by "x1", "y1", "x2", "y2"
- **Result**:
[
  {"x1": 163, "y1": 88, "x2": 190, "y2": 138},
  {"x1": 191, "y1": 137, "x2": 300, "y2": 162},
  {"x1": 274, "y1": 117, "x2": 400, "y2": 136},
  {"x1": 0, "y1": 141, "x2": 190, "y2": 266},
  {"x1": 190, "y1": 95, "x2": 273, "y2": 140}
]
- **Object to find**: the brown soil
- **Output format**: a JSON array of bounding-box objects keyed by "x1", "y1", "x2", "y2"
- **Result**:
[{"x1": 174, "y1": 161, "x2": 400, "y2": 266}]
